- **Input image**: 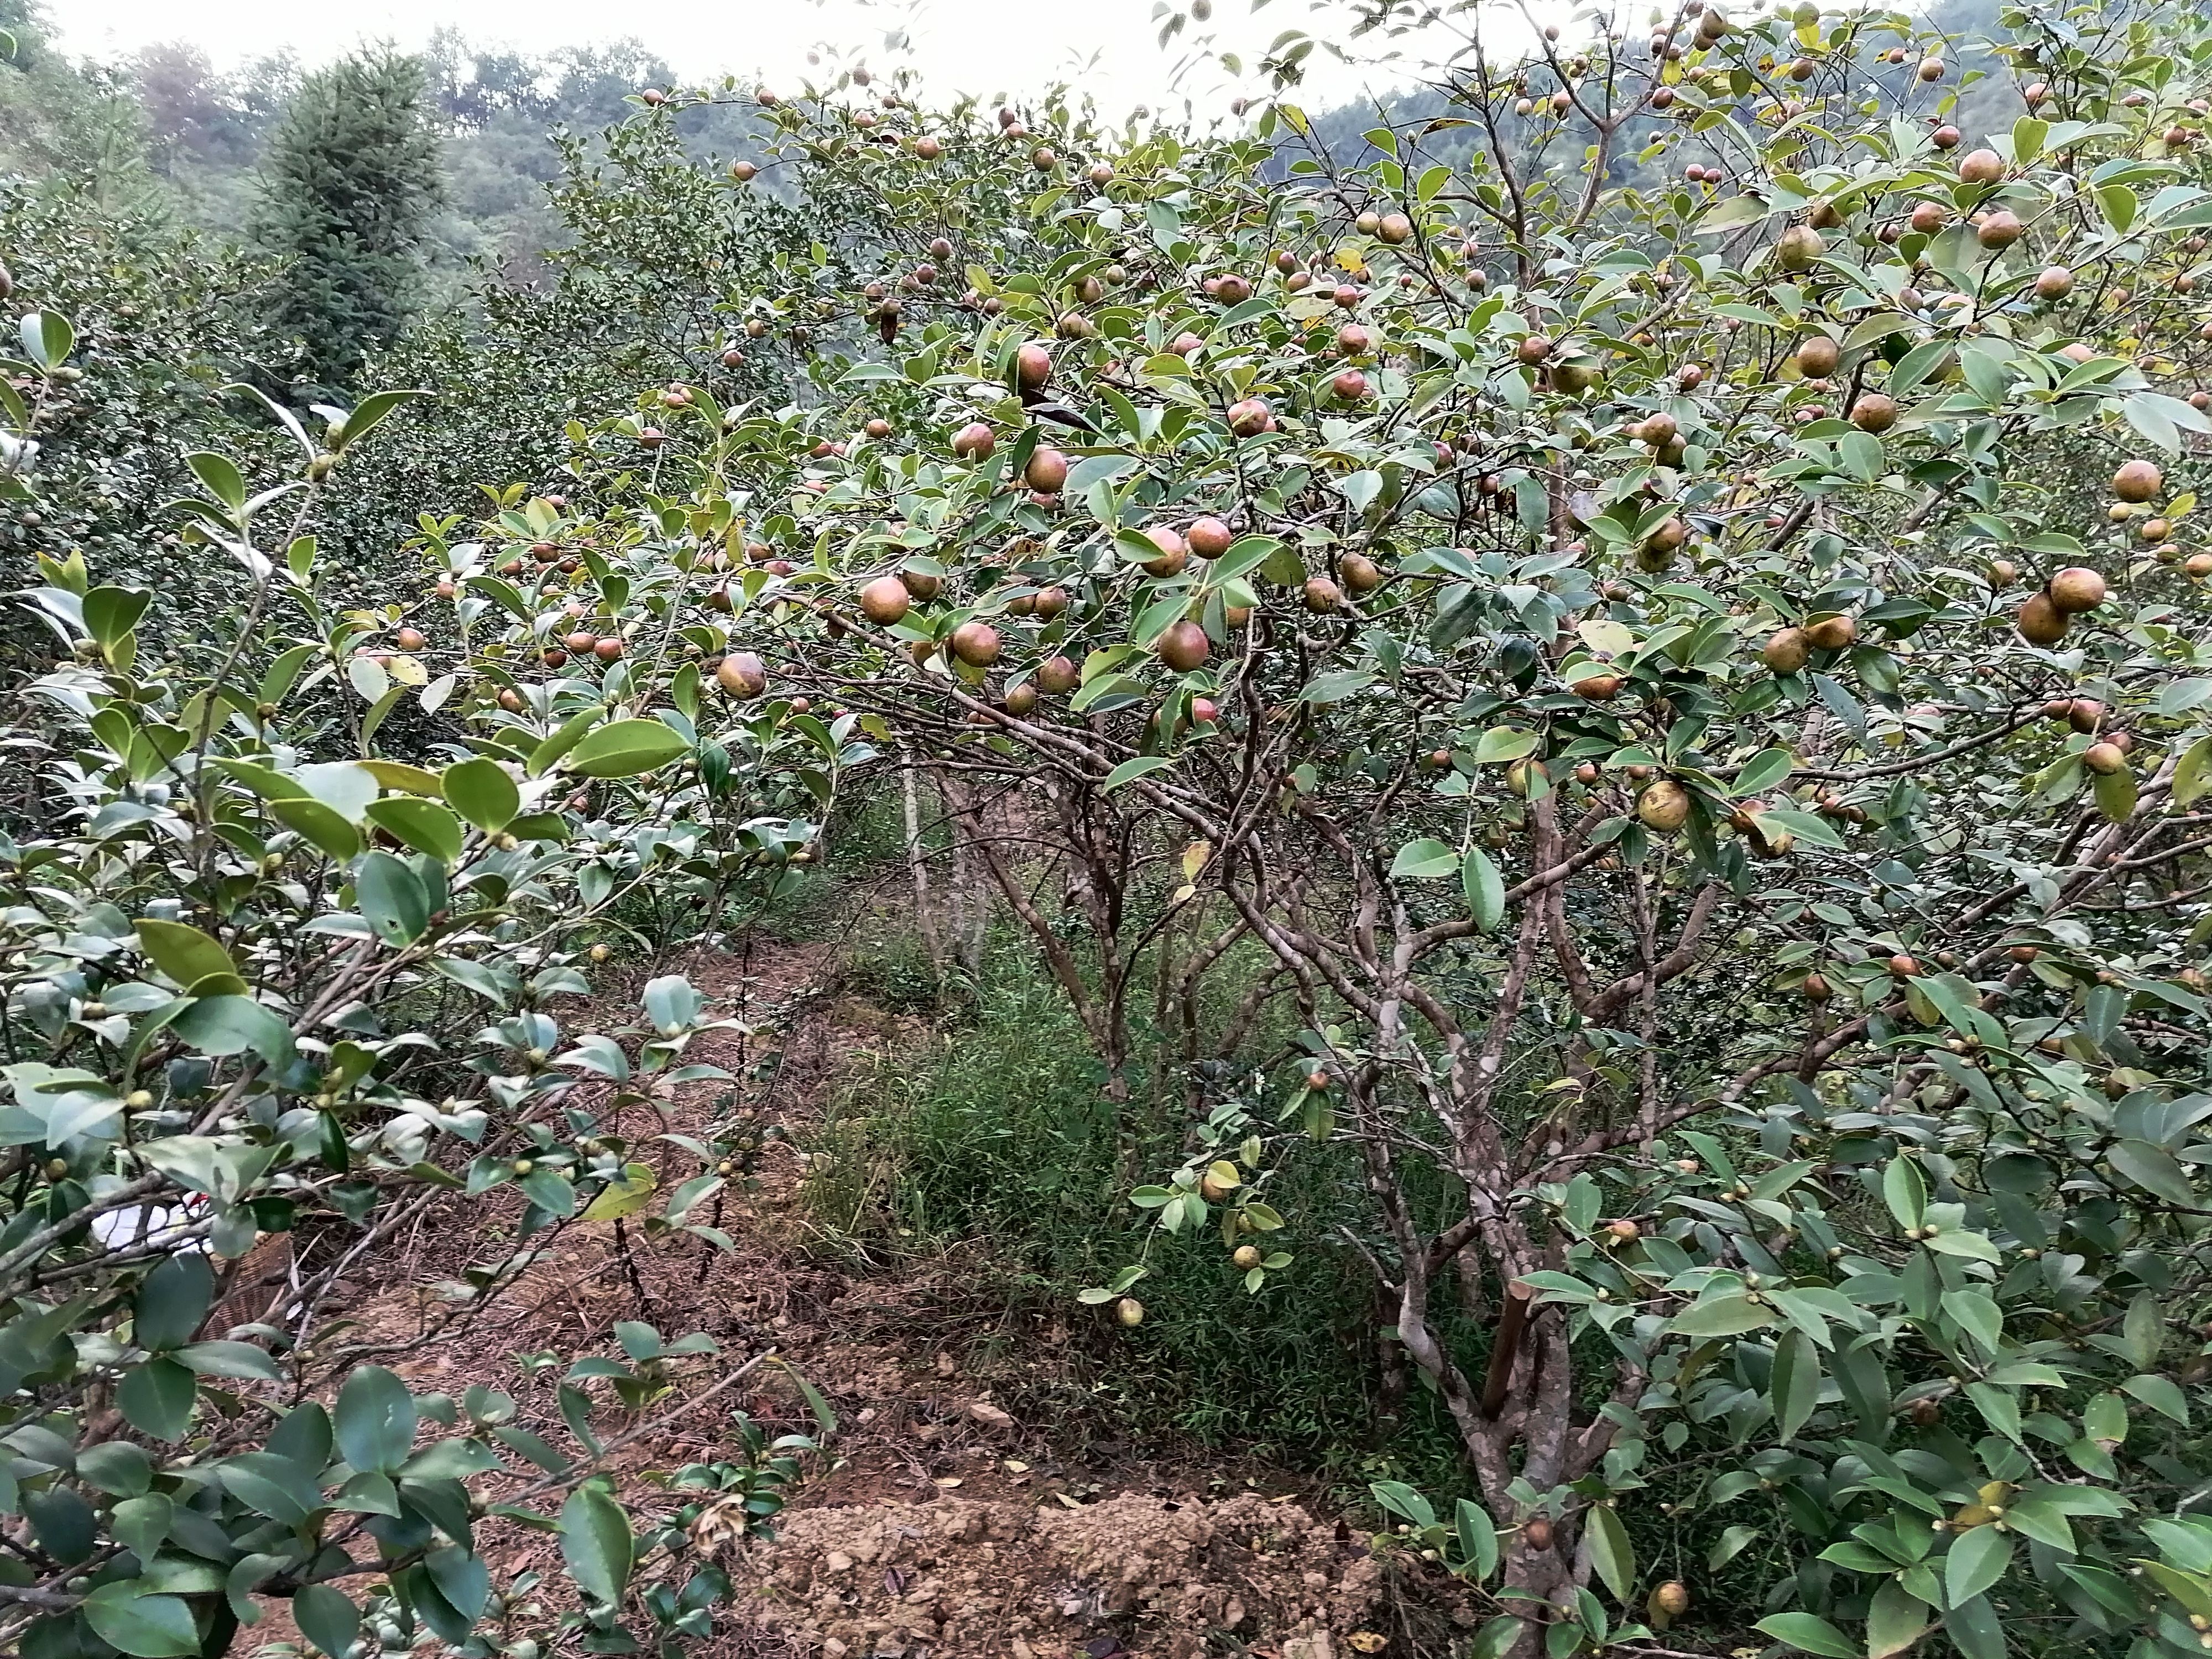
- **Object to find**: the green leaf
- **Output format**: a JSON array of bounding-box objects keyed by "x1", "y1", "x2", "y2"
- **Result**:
[
  {"x1": 81, "y1": 1587, "x2": 200, "y2": 1658},
  {"x1": 527, "y1": 707, "x2": 606, "y2": 777},
  {"x1": 567, "y1": 719, "x2": 690, "y2": 779},
  {"x1": 1771, "y1": 1327, "x2": 1820, "y2": 1442},
  {"x1": 441, "y1": 758, "x2": 520, "y2": 832},
  {"x1": 364, "y1": 798, "x2": 465, "y2": 863},
  {"x1": 1945, "y1": 1524, "x2": 2011, "y2": 1609},
  {"x1": 2110, "y1": 1138, "x2": 2196, "y2": 1206},
  {"x1": 559, "y1": 1483, "x2": 635, "y2": 1606},
  {"x1": 1586, "y1": 1503, "x2": 1635, "y2": 1603},
  {"x1": 117, "y1": 1358, "x2": 197, "y2": 1440},
  {"x1": 2174, "y1": 734, "x2": 2212, "y2": 808},
  {"x1": 20, "y1": 309, "x2": 74, "y2": 371},
  {"x1": 173, "y1": 997, "x2": 295, "y2": 1068},
  {"x1": 1755, "y1": 1613, "x2": 1859, "y2": 1658},
  {"x1": 1455, "y1": 1498, "x2": 1499, "y2": 1579},
  {"x1": 2093, "y1": 763, "x2": 2136, "y2": 822},
  {"x1": 1390, "y1": 837, "x2": 1459, "y2": 879},
  {"x1": 1883, "y1": 1155, "x2": 1927, "y2": 1232},
  {"x1": 335, "y1": 1365, "x2": 417, "y2": 1474},
  {"x1": 270, "y1": 795, "x2": 363, "y2": 862},
  {"x1": 1103, "y1": 755, "x2": 1175, "y2": 791},
  {"x1": 1735, "y1": 746, "x2": 1796, "y2": 793},
  {"x1": 1670, "y1": 1293, "x2": 1776, "y2": 1337},
  {"x1": 186, "y1": 452, "x2": 247, "y2": 512},
  {"x1": 2124, "y1": 1372, "x2": 2190, "y2": 1424},
  {"x1": 1472, "y1": 726, "x2": 1538, "y2": 764},
  {"x1": 1943, "y1": 1595, "x2": 2006, "y2": 1659},
  {"x1": 174, "y1": 1340, "x2": 283, "y2": 1380},
  {"x1": 25, "y1": 1486, "x2": 95, "y2": 1561},
  {"x1": 1708, "y1": 1524, "x2": 1759, "y2": 1571},
  {"x1": 328, "y1": 389, "x2": 431, "y2": 452},
  {"x1": 356, "y1": 852, "x2": 431, "y2": 947},
  {"x1": 580, "y1": 1165, "x2": 658, "y2": 1221},
  {"x1": 1866, "y1": 1581, "x2": 1932, "y2": 1659},
  {"x1": 1462, "y1": 846, "x2": 1505, "y2": 932},
  {"x1": 82, "y1": 585, "x2": 153, "y2": 646},
  {"x1": 293, "y1": 1585, "x2": 361, "y2": 1659},
  {"x1": 134, "y1": 920, "x2": 240, "y2": 994},
  {"x1": 133, "y1": 1254, "x2": 214, "y2": 1352}
]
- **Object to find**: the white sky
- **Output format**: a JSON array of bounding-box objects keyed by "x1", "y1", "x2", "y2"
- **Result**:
[{"x1": 49, "y1": 0, "x2": 1499, "y2": 122}]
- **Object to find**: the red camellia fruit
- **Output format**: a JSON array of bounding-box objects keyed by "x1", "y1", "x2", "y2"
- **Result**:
[
  {"x1": 1227, "y1": 398, "x2": 1272, "y2": 436},
  {"x1": 951, "y1": 421, "x2": 995, "y2": 460},
  {"x1": 950, "y1": 620, "x2": 1002, "y2": 667},
  {"x1": 716, "y1": 651, "x2": 766, "y2": 697},
  {"x1": 1142, "y1": 527, "x2": 1189, "y2": 577},
  {"x1": 1025, "y1": 447, "x2": 1069, "y2": 491},
  {"x1": 1157, "y1": 619, "x2": 1210, "y2": 672},
  {"x1": 1187, "y1": 517, "x2": 1234, "y2": 559}
]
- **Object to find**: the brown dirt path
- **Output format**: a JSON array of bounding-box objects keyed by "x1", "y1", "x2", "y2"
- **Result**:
[{"x1": 273, "y1": 932, "x2": 1448, "y2": 1659}]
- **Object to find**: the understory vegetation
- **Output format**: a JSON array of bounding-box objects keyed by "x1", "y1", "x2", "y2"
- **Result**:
[{"x1": 6, "y1": 0, "x2": 2212, "y2": 1656}]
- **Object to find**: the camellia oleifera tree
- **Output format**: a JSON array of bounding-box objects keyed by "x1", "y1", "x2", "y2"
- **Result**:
[
  {"x1": 0, "y1": 309, "x2": 862, "y2": 1655},
  {"x1": 591, "y1": 2, "x2": 2212, "y2": 1653}
]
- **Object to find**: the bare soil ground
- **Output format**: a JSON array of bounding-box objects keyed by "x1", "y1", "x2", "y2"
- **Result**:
[{"x1": 264, "y1": 932, "x2": 1459, "y2": 1659}]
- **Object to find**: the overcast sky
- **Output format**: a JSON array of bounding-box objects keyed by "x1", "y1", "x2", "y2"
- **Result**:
[{"x1": 50, "y1": 0, "x2": 1478, "y2": 121}]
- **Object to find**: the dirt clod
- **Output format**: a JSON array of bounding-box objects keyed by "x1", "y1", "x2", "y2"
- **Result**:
[{"x1": 726, "y1": 1491, "x2": 1380, "y2": 1656}]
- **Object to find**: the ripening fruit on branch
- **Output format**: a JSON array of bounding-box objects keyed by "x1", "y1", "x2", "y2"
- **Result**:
[
  {"x1": 1036, "y1": 655, "x2": 1079, "y2": 694},
  {"x1": 2016, "y1": 591, "x2": 2068, "y2": 644},
  {"x1": 1303, "y1": 576, "x2": 1342, "y2": 613},
  {"x1": 1796, "y1": 336, "x2": 1839, "y2": 378},
  {"x1": 1156, "y1": 619, "x2": 1209, "y2": 672},
  {"x1": 1977, "y1": 210, "x2": 2025, "y2": 248},
  {"x1": 1233, "y1": 1244, "x2": 1261, "y2": 1269},
  {"x1": 1227, "y1": 398, "x2": 1272, "y2": 437},
  {"x1": 1637, "y1": 779, "x2": 1692, "y2": 832},
  {"x1": 1015, "y1": 343, "x2": 1052, "y2": 389},
  {"x1": 2113, "y1": 459, "x2": 2163, "y2": 502},
  {"x1": 1762, "y1": 628, "x2": 1809, "y2": 674},
  {"x1": 1025, "y1": 447, "x2": 1068, "y2": 492},
  {"x1": 2048, "y1": 567, "x2": 2108, "y2": 613},
  {"x1": 1958, "y1": 148, "x2": 2005, "y2": 184},
  {"x1": 716, "y1": 651, "x2": 766, "y2": 698},
  {"x1": 1803, "y1": 614, "x2": 1856, "y2": 651},
  {"x1": 1141, "y1": 527, "x2": 1188, "y2": 577},
  {"x1": 859, "y1": 577, "x2": 910, "y2": 625},
  {"x1": 1187, "y1": 517, "x2": 1233, "y2": 559},
  {"x1": 2084, "y1": 740, "x2": 2130, "y2": 775},
  {"x1": 1775, "y1": 225, "x2": 1824, "y2": 270},
  {"x1": 951, "y1": 421, "x2": 995, "y2": 460},
  {"x1": 1340, "y1": 553, "x2": 1383, "y2": 594},
  {"x1": 950, "y1": 621, "x2": 1002, "y2": 667},
  {"x1": 1850, "y1": 394, "x2": 1899, "y2": 434}
]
